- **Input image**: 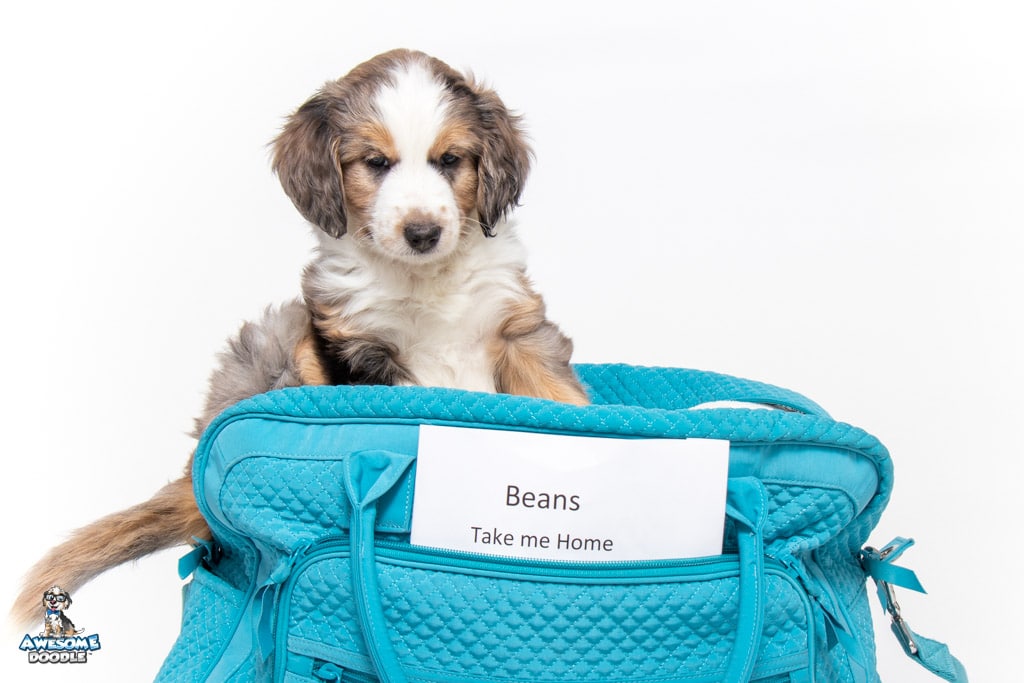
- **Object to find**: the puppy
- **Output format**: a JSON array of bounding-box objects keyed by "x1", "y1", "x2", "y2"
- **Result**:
[{"x1": 10, "y1": 49, "x2": 588, "y2": 628}]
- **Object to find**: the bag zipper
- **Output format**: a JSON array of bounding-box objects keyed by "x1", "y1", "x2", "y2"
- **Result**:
[
  {"x1": 287, "y1": 533, "x2": 758, "y2": 580},
  {"x1": 284, "y1": 654, "x2": 379, "y2": 682},
  {"x1": 374, "y1": 538, "x2": 746, "y2": 581}
]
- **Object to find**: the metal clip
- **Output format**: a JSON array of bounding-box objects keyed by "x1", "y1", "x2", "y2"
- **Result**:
[
  {"x1": 880, "y1": 577, "x2": 919, "y2": 656},
  {"x1": 863, "y1": 542, "x2": 919, "y2": 657}
]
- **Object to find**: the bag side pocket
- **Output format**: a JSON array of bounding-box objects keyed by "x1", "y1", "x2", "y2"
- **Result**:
[{"x1": 155, "y1": 565, "x2": 247, "y2": 682}]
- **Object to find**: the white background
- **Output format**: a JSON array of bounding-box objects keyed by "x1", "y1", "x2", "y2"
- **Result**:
[{"x1": 1, "y1": 1, "x2": 1019, "y2": 681}]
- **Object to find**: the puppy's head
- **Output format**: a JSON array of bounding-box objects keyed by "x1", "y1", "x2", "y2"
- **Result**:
[
  {"x1": 273, "y1": 49, "x2": 531, "y2": 264},
  {"x1": 42, "y1": 586, "x2": 71, "y2": 613}
]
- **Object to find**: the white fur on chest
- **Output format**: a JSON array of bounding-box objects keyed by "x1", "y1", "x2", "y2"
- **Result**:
[
  {"x1": 398, "y1": 292, "x2": 501, "y2": 392},
  {"x1": 314, "y1": 230, "x2": 528, "y2": 392}
]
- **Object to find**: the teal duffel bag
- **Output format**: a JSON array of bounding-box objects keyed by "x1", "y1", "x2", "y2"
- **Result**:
[{"x1": 156, "y1": 364, "x2": 966, "y2": 682}]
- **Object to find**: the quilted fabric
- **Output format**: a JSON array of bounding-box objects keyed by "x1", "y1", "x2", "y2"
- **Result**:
[
  {"x1": 217, "y1": 460, "x2": 858, "y2": 563},
  {"x1": 155, "y1": 567, "x2": 245, "y2": 682},
  {"x1": 221, "y1": 458, "x2": 351, "y2": 552},
  {"x1": 287, "y1": 557, "x2": 367, "y2": 659},
  {"x1": 575, "y1": 364, "x2": 830, "y2": 415},
  {"x1": 281, "y1": 553, "x2": 810, "y2": 681},
  {"x1": 763, "y1": 484, "x2": 857, "y2": 553},
  {"x1": 157, "y1": 364, "x2": 900, "y2": 683},
  {"x1": 229, "y1": 387, "x2": 868, "y2": 449}
]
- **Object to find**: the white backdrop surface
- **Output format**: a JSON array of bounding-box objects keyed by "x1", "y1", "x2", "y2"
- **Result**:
[{"x1": 1, "y1": 2, "x2": 1020, "y2": 681}]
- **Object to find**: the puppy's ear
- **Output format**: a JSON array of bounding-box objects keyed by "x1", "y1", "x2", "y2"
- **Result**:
[
  {"x1": 272, "y1": 92, "x2": 347, "y2": 238},
  {"x1": 472, "y1": 84, "x2": 532, "y2": 235}
]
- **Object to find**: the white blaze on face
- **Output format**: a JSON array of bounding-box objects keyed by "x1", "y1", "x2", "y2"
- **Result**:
[{"x1": 371, "y1": 62, "x2": 462, "y2": 261}]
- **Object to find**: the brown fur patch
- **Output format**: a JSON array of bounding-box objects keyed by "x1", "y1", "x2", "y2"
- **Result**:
[
  {"x1": 305, "y1": 296, "x2": 352, "y2": 333},
  {"x1": 429, "y1": 121, "x2": 481, "y2": 219},
  {"x1": 491, "y1": 283, "x2": 589, "y2": 405},
  {"x1": 427, "y1": 121, "x2": 479, "y2": 161},
  {"x1": 342, "y1": 121, "x2": 397, "y2": 164},
  {"x1": 294, "y1": 328, "x2": 329, "y2": 385},
  {"x1": 338, "y1": 168, "x2": 380, "y2": 239}
]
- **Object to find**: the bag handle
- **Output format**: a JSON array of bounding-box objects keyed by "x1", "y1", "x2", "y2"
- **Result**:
[
  {"x1": 343, "y1": 449, "x2": 770, "y2": 683},
  {"x1": 342, "y1": 449, "x2": 417, "y2": 681},
  {"x1": 723, "y1": 477, "x2": 770, "y2": 682},
  {"x1": 574, "y1": 364, "x2": 830, "y2": 416}
]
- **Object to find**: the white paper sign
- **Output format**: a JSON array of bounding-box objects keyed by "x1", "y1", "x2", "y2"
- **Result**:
[{"x1": 410, "y1": 426, "x2": 730, "y2": 562}]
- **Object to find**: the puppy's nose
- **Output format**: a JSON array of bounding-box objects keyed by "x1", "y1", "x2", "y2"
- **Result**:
[{"x1": 403, "y1": 222, "x2": 442, "y2": 253}]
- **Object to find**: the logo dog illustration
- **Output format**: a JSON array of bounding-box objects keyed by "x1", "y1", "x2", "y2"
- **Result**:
[{"x1": 40, "y1": 586, "x2": 81, "y2": 638}]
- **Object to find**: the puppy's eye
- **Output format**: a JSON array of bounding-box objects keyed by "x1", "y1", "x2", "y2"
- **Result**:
[
  {"x1": 365, "y1": 155, "x2": 390, "y2": 170},
  {"x1": 439, "y1": 153, "x2": 460, "y2": 167}
]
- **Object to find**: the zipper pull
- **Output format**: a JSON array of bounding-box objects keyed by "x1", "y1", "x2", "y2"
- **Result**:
[
  {"x1": 774, "y1": 548, "x2": 873, "y2": 675},
  {"x1": 253, "y1": 543, "x2": 313, "y2": 664},
  {"x1": 313, "y1": 661, "x2": 344, "y2": 680}
]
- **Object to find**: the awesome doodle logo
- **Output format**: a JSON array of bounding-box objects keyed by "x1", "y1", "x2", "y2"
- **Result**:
[{"x1": 18, "y1": 586, "x2": 101, "y2": 664}]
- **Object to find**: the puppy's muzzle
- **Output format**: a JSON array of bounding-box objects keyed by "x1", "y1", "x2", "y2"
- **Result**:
[{"x1": 403, "y1": 222, "x2": 442, "y2": 253}]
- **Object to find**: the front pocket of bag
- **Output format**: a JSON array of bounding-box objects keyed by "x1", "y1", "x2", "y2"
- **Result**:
[{"x1": 275, "y1": 543, "x2": 814, "y2": 683}]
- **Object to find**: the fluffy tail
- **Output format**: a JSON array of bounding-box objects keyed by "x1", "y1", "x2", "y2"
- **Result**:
[{"x1": 9, "y1": 474, "x2": 209, "y2": 629}]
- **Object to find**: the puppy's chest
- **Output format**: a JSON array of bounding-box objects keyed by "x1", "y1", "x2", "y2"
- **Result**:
[
  {"x1": 318, "y1": 245, "x2": 527, "y2": 392},
  {"x1": 399, "y1": 296, "x2": 503, "y2": 392},
  {"x1": 342, "y1": 274, "x2": 509, "y2": 393}
]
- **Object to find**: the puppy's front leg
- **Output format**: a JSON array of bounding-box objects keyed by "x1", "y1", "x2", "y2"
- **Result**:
[
  {"x1": 308, "y1": 323, "x2": 413, "y2": 387},
  {"x1": 492, "y1": 290, "x2": 589, "y2": 406}
]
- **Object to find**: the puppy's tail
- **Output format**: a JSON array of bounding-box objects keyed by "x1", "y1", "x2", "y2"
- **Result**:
[{"x1": 9, "y1": 474, "x2": 208, "y2": 629}]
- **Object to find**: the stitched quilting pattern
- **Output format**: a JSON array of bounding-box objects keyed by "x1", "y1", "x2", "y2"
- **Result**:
[
  {"x1": 763, "y1": 484, "x2": 856, "y2": 553},
  {"x1": 574, "y1": 363, "x2": 830, "y2": 415},
  {"x1": 155, "y1": 567, "x2": 246, "y2": 682},
  {"x1": 217, "y1": 468, "x2": 856, "y2": 559},
  {"x1": 288, "y1": 559, "x2": 368, "y2": 657},
  {"x1": 721, "y1": 485, "x2": 857, "y2": 557},
  {"x1": 818, "y1": 539, "x2": 879, "y2": 677},
  {"x1": 378, "y1": 562, "x2": 809, "y2": 680},
  {"x1": 285, "y1": 555, "x2": 810, "y2": 681},
  {"x1": 213, "y1": 383, "x2": 887, "y2": 462},
  {"x1": 220, "y1": 458, "x2": 350, "y2": 551}
]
